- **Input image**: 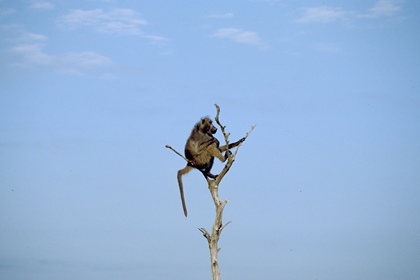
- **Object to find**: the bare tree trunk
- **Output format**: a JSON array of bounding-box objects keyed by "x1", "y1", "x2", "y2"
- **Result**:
[
  {"x1": 168, "y1": 104, "x2": 255, "y2": 280},
  {"x1": 197, "y1": 104, "x2": 255, "y2": 280},
  {"x1": 199, "y1": 179, "x2": 230, "y2": 280}
]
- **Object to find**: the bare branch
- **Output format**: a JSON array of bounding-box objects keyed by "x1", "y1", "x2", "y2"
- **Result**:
[
  {"x1": 232, "y1": 124, "x2": 256, "y2": 158},
  {"x1": 245, "y1": 124, "x2": 257, "y2": 139},
  {"x1": 219, "y1": 221, "x2": 232, "y2": 233},
  {"x1": 165, "y1": 145, "x2": 194, "y2": 166},
  {"x1": 199, "y1": 228, "x2": 211, "y2": 242},
  {"x1": 214, "y1": 104, "x2": 230, "y2": 147}
]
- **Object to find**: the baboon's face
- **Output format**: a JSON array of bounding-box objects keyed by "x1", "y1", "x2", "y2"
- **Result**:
[
  {"x1": 210, "y1": 124, "x2": 217, "y2": 134},
  {"x1": 200, "y1": 118, "x2": 217, "y2": 134}
]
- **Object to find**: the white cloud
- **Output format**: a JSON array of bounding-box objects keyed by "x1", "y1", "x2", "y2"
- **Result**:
[
  {"x1": 1, "y1": 23, "x2": 112, "y2": 75},
  {"x1": 30, "y1": 2, "x2": 54, "y2": 10},
  {"x1": 0, "y1": 24, "x2": 47, "y2": 42},
  {"x1": 23, "y1": 32, "x2": 48, "y2": 41},
  {"x1": 64, "y1": 51, "x2": 112, "y2": 68},
  {"x1": 212, "y1": 28, "x2": 269, "y2": 49},
  {"x1": 11, "y1": 44, "x2": 54, "y2": 65},
  {"x1": 10, "y1": 43, "x2": 112, "y2": 74},
  {"x1": 207, "y1": 13, "x2": 234, "y2": 19},
  {"x1": 359, "y1": 0, "x2": 402, "y2": 18},
  {"x1": 297, "y1": 1, "x2": 403, "y2": 23},
  {"x1": 59, "y1": 8, "x2": 166, "y2": 41},
  {"x1": 296, "y1": 6, "x2": 347, "y2": 23},
  {"x1": 0, "y1": 8, "x2": 16, "y2": 17}
]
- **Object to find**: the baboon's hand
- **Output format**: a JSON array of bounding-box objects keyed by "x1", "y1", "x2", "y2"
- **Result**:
[{"x1": 224, "y1": 150, "x2": 232, "y2": 161}]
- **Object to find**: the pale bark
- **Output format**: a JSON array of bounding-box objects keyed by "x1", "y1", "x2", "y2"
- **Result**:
[
  {"x1": 197, "y1": 104, "x2": 255, "y2": 280},
  {"x1": 167, "y1": 104, "x2": 255, "y2": 280}
]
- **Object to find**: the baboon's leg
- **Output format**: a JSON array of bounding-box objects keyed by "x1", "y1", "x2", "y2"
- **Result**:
[
  {"x1": 201, "y1": 145, "x2": 226, "y2": 179},
  {"x1": 207, "y1": 145, "x2": 225, "y2": 162},
  {"x1": 177, "y1": 165, "x2": 193, "y2": 217},
  {"x1": 202, "y1": 171, "x2": 217, "y2": 179}
]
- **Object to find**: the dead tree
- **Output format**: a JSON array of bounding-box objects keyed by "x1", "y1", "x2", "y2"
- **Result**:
[{"x1": 166, "y1": 104, "x2": 255, "y2": 280}]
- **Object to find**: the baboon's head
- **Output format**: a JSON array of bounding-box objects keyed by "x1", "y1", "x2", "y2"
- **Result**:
[{"x1": 198, "y1": 117, "x2": 217, "y2": 134}]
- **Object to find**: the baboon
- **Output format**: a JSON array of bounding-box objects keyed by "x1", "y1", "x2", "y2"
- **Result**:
[{"x1": 177, "y1": 117, "x2": 245, "y2": 217}]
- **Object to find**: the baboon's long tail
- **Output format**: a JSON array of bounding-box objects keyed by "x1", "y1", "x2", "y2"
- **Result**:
[{"x1": 177, "y1": 169, "x2": 188, "y2": 217}]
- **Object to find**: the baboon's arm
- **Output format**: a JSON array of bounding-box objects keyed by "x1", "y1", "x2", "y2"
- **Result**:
[{"x1": 219, "y1": 137, "x2": 245, "y2": 152}]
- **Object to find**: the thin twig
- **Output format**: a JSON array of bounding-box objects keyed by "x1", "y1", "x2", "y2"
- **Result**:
[
  {"x1": 219, "y1": 221, "x2": 232, "y2": 233},
  {"x1": 214, "y1": 104, "x2": 230, "y2": 147},
  {"x1": 165, "y1": 145, "x2": 193, "y2": 165},
  {"x1": 199, "y1": 228, "x2": 211, "y2": 241},
  {"x1": 245, "y1": 124, "x2": 257, "y2": 138}
]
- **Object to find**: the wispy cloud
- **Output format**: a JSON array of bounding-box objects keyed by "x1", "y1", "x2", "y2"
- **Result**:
[
  {"x1": 1, "y1": 26, "x2": 112, "y2": 74},
  {"x1": 296, "y1": 6, "x2": 347, "y2": 23},
  {"x1": 297, "y1": 0, "x2": 403, "y2": 23},
  {"x1": 207, "y1": 13, "x2": 234, "y2": 19},
  {"x1": 29, "y1": 2, "x2": 54, "y2": 10},
  {"x1": 0, "y1": 8, "x2": 16, "y2": 17},
  {"x1": 22, "y1": 32, "x2": 48, "y2": 41},
  {"x1": 358, "y1": 0, "x2": 403, "y2": 18},
  {"x1": 1, "y1": 24, "x2": 47, "y2": 42},
  {"x1": 10, "y1": 43, "x2": 112, "y2": 74},
  {"x1": 58, "y1": 8, "x2": 166, "y2": 41},
  {"x1": 212, "y1": 28, "x2": 269, "y2": 49}
]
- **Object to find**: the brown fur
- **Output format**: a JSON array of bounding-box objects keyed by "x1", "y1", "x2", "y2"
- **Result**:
[{"x1": 177, "y1": 117, "x2": 245, "y2": 216}]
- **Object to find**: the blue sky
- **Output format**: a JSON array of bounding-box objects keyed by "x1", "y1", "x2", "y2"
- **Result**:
[{"x1": 1, "y1": 0, "x2": 419, "y2": 279}]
